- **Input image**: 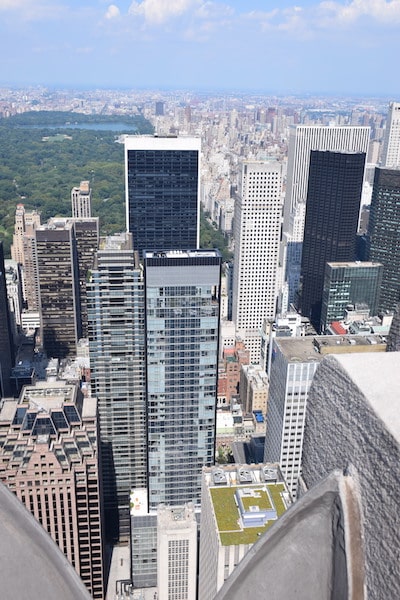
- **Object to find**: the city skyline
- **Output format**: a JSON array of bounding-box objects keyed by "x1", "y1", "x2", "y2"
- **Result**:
[{"x1": 0, "y1": 0, "x2": 399, "y2": 95}]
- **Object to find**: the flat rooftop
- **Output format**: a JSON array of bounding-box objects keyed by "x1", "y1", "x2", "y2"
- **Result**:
[
  {"x1": 144, "y1": 249, "x2": 220, "y2": 259},
  {"x1": 205, "y1": 465, "x2": 290, "y2": 546},
  {"x1": 275, "y1": 334, "x2": 386, "y2": 363},
  {"x1": 210, "y1": 482, "x2": 287, "y2": 546}
]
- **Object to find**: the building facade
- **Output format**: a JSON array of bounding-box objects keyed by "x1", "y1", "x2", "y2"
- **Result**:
[
  {"x1": 300, "y1": 150, "x2": 366, "y2": 330},
  {"x1": 367, "y1": 167, "x2": 400, "y2": 312},
  {"x1": 125, "y1": 136, "x2": 200, "y2": 255},
  {"x1": 381, "y1": 101, "x2": 400, "y2": 168},
  {"x1": 144, "y1": 250, "x2": 221, "y2": 509},
  {"x1": 0, "y1": 381, "x2": 104, "y2": 599},
  {"x1": 0, "y1": 242, "x2": 15, "y2": 398},
  {"x1": 88, "y1": 234, "x2": 146, "y2": 540},
  {"x1": 36, "y1": 220, "x2": 82, "y2": 359},
  {"x1": 157, "y1": 504, "x2": 198, "y2": 600},
  {"x1": 232, "y1": 161, "x2": 283, "y2": 363},
  {"x1": 71, "y1": 181, "x2": 92, "y2": 219},
  {"x1": 320, "y1": 261, "x2": 383, "y2": 332}
]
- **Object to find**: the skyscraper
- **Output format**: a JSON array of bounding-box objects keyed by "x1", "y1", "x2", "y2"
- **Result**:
[
  {"x1": 125, "y1": 135, "x2": 200, "y2": 255},
  {"x1": 283, "y1": 125, "x2": 370, "y2": 306},
  {"x1": 320, "y1": 261, "x2": 383, "y2": 332},
  {"x1": 232, "y1": 160, "x2": 283, "y2": 363},
  {"x1": 367, "y1": 167, "x2": 400, "y2": 312},
  {"x1": 87, "y1": 234, "x2": 146, "y2": 540},
  {"x1": 144, "y1": 249, "x2": 221, "y2": 509},
  {"x1": 0, "y1": 242, "x2": 15, "y2": 398},
  {"x1": 72, "y1": 217, "x2": 99, "y2": 337},
  {"x1": 0, "y1": 381, "x2": 104, "y2": 598},
  {"x1": 300, "y1": 150, "x2": 366, "y2": 329},
  {"x1": 71, "y1": 181, "x2": 92, "y2": 218},
  {"x1": 381, "y1": 102, "x2": 400, "y2": 167},
  {"x1": 36, "y1": 220, "x2": 82, "y2": 359}
]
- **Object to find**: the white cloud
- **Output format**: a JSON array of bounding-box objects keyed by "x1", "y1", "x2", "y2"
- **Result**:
[
  {"x1": 0, "y1": 0, "x2": 64, "y2": 20},
  {"x1": 105, "y1": 4, "x2": 120, "y2": 19},
  {"x1": 319, "y1": 0, "x2": 400, "y2": 24},
  {"x1": 128, "y1": 0, "x2": 197, "y2": 25},
  {"x1": 195, "y1": 1, "x2": 233, "y2": 20}
]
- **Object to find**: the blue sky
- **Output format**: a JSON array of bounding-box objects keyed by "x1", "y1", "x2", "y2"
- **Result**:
[{"x1": 0, "y1": 0, "x2": 399, "y2": 95}]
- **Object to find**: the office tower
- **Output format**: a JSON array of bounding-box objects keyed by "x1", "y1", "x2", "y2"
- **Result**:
[
  {"x1": 0, "y1": 381, "x2": 104, "y2": 599},
  {"x1": 0, "y1": 242, "x2": 15, "y2": 398},
  {"x1": 144, "y1": 249, "x2": 221, "y2": 509},
  {"x1": 320, "y1": 261, "x2": 383, "y2": 332},
  {"x1": 36, "y1": 220, "x2": 82, "y2": 358},
  {"x1": 157, "y1": 504, "x2": 197, "y2": 600},
  {"x1": 10, "y1": 203, "x2": 26, "y2": 264},
  {"x1": 301, "y1": 352, "x2": 400, "y2": 598},
  {"x1": 87, "y1": 234, "x2": 146, "y2": 540},
  {"x1": 10, "y1": 204, "x2": 41, "y2": 311},
  {"x1": 264, "y1": 337, "x2": 322, "y2": 496},
  {"x1": 72, "y1": 217, "x2": 99, "y2": 337},
  {"x1": 232, "y1": 160, "x2": 283, "y2": 363},
  {"x1": 198, "y1": 464, "x2": 290, "y2": 600},
  {"x1": 300, "y1": 150, "x2": 366, "y2": 330},
  {"x1": 381, "y1": 101, "x2": 400, "y2": 167},
  {"x1": 367, "y1": 167, "x2": 400, "y2": 312},
  {"x1": 264, "y1": 334, "x2": 386, "y2": 497},
  {"x1": 125, "y1": 135, "x2": 200, "y2": 255},
  {"x1": 283, "y1": 125, "x2": 370, "y2": 306},
  {"x1": 71, "y1": 181, "x2": 92, "y2": 218}
]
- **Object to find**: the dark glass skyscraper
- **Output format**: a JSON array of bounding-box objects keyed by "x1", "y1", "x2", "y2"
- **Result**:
[
  {"x1": 300, "y1": 150, "x2": 366, "y2": 329},
  {"x1": 0, "y1": 242, "x2": 15, "y2": 397},
  {"x1": 125, "y1": 136, "x2": 200, "y2": 256},
  {"x1": 367, "y1": 168, "x2": 400, "y2": 312}
]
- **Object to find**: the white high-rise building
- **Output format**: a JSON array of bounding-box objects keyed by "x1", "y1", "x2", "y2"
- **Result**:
[
  {"x1": 157, "y1": 504, "x2": 198, "y2": 600},
  {"x1": 282, "y1": 125, "x2": 370, "y2": 307},
  {"x1": 232, "y1": 161, "x2": 283, "y2": 364},
  {"x1": 71, "y1": 181, "x2": 92, "y2": 218},
  {"x1": 381, "y1": 102, "x2": 400, "y2": 167}
]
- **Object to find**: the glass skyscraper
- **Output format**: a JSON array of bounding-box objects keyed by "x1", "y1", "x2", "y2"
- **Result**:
[
  {"x1": 125, "y1": 136, "x2": 200, "y2": 256},
  {"x1": 320, "y1": 261, "x2": 383, "y2": 331},
  {"x1": 368, "y1": 167, "x2": 400, "y2": 312},
  {"x1": 300, "y1": 150, "x2": 366, "y2": 330},
  {"x1": 87, "y1": 233, "x2": 147, "y2": 540},
  {"x1": 144, "y1": 250, "x2": 221, "y2": 509}
]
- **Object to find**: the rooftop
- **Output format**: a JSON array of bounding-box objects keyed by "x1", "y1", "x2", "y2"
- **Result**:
[
  {"x1": 205, "y1": 465, "x2": 290, "y2": 546},
  {"x1": 275, "y1": 334, "x2": 386, "y2": 363}
]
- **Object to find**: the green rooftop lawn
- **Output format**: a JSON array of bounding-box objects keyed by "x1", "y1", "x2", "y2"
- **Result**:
[{"x1": 211, "y1": 483, "x2": 287, "y2": 546}]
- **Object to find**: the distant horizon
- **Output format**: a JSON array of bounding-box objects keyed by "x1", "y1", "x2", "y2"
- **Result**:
[
  {"x1": 0, "y1": 81, "x2": 397, "y2": 104},
  {"x1": 0, "y1": 1, "x2": 399, "y2": 99}
]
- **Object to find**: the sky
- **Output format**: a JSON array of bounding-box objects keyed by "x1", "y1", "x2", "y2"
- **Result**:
[{"x1": 0, "y1": 0, "x2": 400, "y2": 95}]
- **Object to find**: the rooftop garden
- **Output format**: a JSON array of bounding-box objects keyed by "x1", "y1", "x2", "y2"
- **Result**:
[{"x1": 210, "y1": 482, "x2": 287, "y2": 546}]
